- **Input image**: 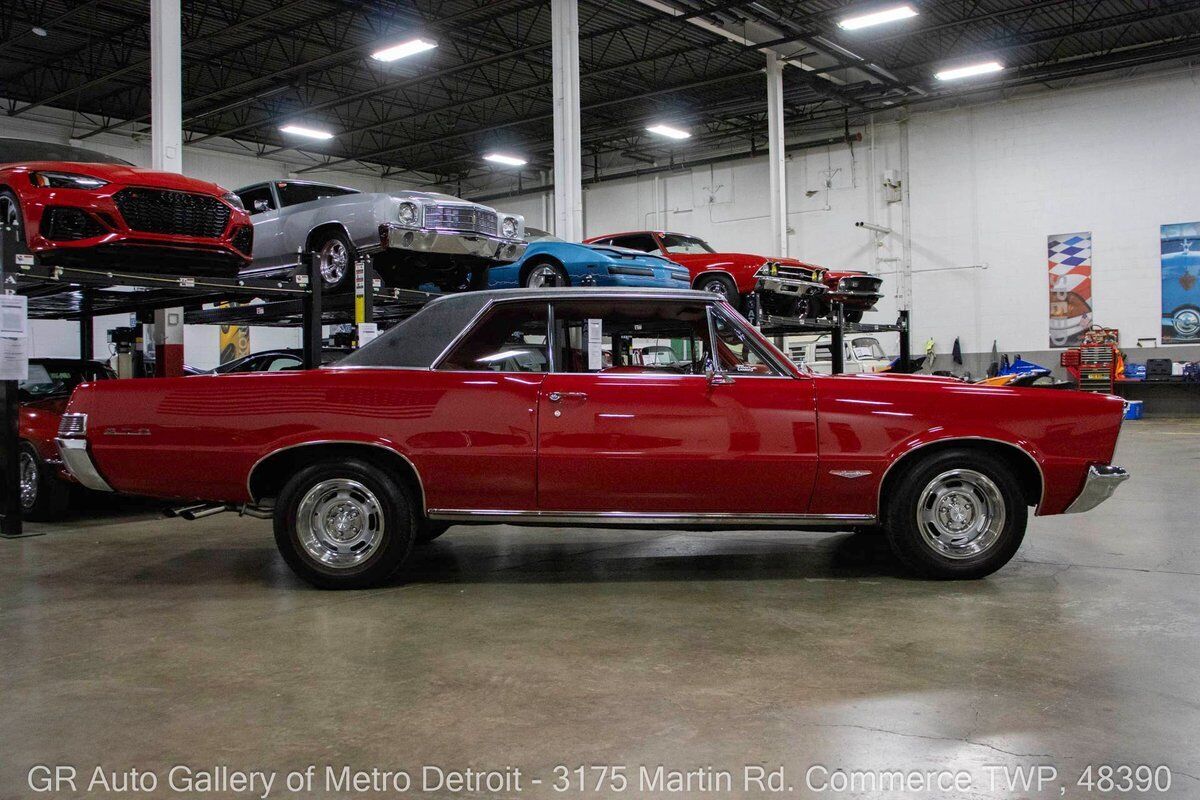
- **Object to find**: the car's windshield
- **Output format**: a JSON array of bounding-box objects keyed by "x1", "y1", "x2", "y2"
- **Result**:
[
  {"x1": 0, "y1": 138, "x2": 133, "y2": 167},
  {"x1": 525, "y1": 228, "x2": 563, "y2": 243},
  {"x1": 19, "y1": 362, "x2": 110, "y2": 398},
  {"x1": 659, "y1": 233, "x2": 715, "y2": 255},
  {"x1": 851, "y1": 337, "x2": 886, "y2": 360},
  {"x1": 275, "y1": 182, "x2": 359, "y2": 207}
]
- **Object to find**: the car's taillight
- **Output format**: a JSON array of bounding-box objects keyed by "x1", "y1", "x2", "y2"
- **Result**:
[{"x1": 58, "y1": 413, "x2": 87, "y2": 438}]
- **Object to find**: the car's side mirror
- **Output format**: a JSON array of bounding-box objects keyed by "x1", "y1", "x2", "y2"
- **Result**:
[
  {"x1": 705, "y1": 364, "x2": 734, "y2": 387},
  {"x1": 252, "y1": 199, "x2": 269, "y2": 213}
]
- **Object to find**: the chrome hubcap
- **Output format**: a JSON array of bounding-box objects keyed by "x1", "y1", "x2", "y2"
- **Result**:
[
  {"x1": 916, "y1": 469, "x2": 1005, "y2": 559},
  {"x1": 296, "y1": 478, "x2": 385, "y2": 569},
  {"x1": 1174, "y1": 308, "x2": 1200, "y2": 337},
  {"x1": 318, "y1": 240, "x2": 348, "y2": 287},
  {"x1": 526, "y1": 264, "x2": 563, "y2": 288},
  {"x1": 19, "y1": 452, "x2": 36, "y2": 509},
  {"x1": 701, "y1": 279, "x2": 729, "y2": 297}
]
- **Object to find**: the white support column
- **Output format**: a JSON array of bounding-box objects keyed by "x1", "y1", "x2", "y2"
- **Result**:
[
  {"x1": 551, "y1": 0, "x2": 583, "y2": 242},
  {"x1": 766, "y1": 52, "x2": 788, "y2": 257},
  {"x1": 150, "y1": 0, "x2": 183, "y2": 173}
]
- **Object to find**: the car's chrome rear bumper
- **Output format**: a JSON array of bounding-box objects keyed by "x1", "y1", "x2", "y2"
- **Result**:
[
  {"x1": 55, "y1": 438, "x2": 113, "y2": 492},
  {"x1": 1064, "y1": 464, "x2": 1129, "y2": 513},
  {"x1": 380, "y1": 224, "x2": 527, "y2": 263}
]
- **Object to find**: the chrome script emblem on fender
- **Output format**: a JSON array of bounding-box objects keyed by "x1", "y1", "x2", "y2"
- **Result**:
[{"x1": 830, "y1": 470, "x2": 872, "y2": 479}]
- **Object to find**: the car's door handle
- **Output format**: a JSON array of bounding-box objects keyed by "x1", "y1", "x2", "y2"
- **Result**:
[{"x1": 548, "y1": 391, "x2": 588, "y2": 403}]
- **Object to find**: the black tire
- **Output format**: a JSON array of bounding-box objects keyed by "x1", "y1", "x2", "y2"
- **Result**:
[
  {"x1": 415, "y1": 519, "x2": 451, "y2": 544},
  {"x1": 844, "y1": 307, "x2": 864, "y2": 324},
  {"x1": 694, "y1": 273, "x2": 738, "y2": 301},
  {"x1": 310, "y1": 229, "x2": 354, "y2": 293},
  {"x1": 1, "y1": 189, "x2": 25, "y2": 240},
  {"x1": 883, "y1": 448, "x2": 1027, "y2": 579},
  {"x1": 20, "y1": 442, "x2": 70, "y2": 522},
  {"x1": 523, "y1": 260, "x2": 569, "y2": 289},
  {"x1": 273, "y1": 458, "x2": 415, "y2": 589}
]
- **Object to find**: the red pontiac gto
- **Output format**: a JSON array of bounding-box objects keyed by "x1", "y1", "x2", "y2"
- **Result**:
[
  {"x1": 56, "y1": 288, "x2": 1128, "y2": 589},
  {"x1": 0, "y1": 138, "x2": 253, "y2": 276}
]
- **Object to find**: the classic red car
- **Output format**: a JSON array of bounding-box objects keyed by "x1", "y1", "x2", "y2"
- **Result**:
[
  {"x1": 56, "y1": 288, "x2": 1128, "y2": 589},
  {"x1": 0, "y1": 138, "x2": 253, "y2": 276},
  {"x1": 20, "y1": 358, "x2": 115, "y2": 519}
]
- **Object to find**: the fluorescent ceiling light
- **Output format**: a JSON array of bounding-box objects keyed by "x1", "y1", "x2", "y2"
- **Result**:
[
  {"x1": 646, "y1": 124, "x2": 691, "y2": 140},
  {"x1": 372, "y1": 38, "x2": 437, "y2": 62},
  {"x1": 935, "y1": 61, "x2": 1003, "y2": 81},
  {"x1": 484, "y1": 153, "x2": 527, "y2": 167},
  {"x1": 837, "y1": 5, "x2": 917, "y2": 30},
  {"x1": 279, "y1": 124, "x2": 334, "y2": 140}
]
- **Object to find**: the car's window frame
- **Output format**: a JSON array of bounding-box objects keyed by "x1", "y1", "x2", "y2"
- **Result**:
[
  {"x1": 274, "y1": 181, "x2": 359, "y2": 209},
  {"x1": 432, "y1": 300, "x2": 551, "y2": 374},
  {"x1": 706, "y1": 304, "x2": 793, "y2": 378},
  {"x1": 236, "y1": 183, "x2": 276, "y2": 216}
]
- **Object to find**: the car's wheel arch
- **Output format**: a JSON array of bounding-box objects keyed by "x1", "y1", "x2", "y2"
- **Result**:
[
  {"x1": 519, "y1": 254, "x2": 568, "y2": 286},
  {"x1": 248, "y1": 440, "x2": 425, "y2": 512},
  {"x1": 692, "y1": 269, "x2": 737, "y2": 291},
  {"x1": 878, "y1": 436, "x2": 1044, "y2": 517},
  {"x1": 304, "y1": 222, "x2": 354, "y2": 256}
]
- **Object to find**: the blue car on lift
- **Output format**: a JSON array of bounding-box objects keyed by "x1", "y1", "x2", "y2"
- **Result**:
[{"x1": 488, "y1": 228, "x2": 691, "y2": 290}]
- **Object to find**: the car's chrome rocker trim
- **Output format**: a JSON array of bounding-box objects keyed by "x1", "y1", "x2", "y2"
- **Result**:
[
  {"x1": 55, "y1": 438, "x2": 113, "y2": 492},
  {"x1": 380, "y1": 223, "x2": 527, "y2": 263},
  {"x1": 1064, "y1": 464, "x2": 1129, "y2": 514},
  {"x1": 428, "y1": 509, "x2": 874, "y2": 527}
]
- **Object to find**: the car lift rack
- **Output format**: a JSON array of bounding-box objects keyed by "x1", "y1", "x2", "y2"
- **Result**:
[
  {"x1": 0, "y1": 225, "x2": 437, "y2": 537},
  {"x1": 754, "y1": 298, "x2": 912, "y2": 375}
]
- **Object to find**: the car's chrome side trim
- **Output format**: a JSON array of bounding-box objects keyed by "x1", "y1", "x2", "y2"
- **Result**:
[
  {"x1": 246, "y1": 440, "x2": 426, "y2": 509},
  {"x1": 427, "y1": 509, "x2": 874, "y2": 527},
  {"x1": 55, "y1": 438, "x2": 113, "y2": 492}
]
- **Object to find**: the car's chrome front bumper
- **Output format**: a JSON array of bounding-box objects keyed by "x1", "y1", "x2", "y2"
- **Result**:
[
  {"x1": 1064, "y1": 464, "x2": 1129, "y2": 513},
  {"x1": 755, "y1": 275, "x2": 825, "y2": 297},
  {"x1": 381, "y1": 224, "x2": 527, "y2": 263},
  {"x1": 55, "y1": 438, "x2": 113, "y2": 492}
]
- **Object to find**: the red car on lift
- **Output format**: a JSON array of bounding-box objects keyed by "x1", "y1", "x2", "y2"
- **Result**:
[
  {"x1": 584, "y1": 230, "x2": 882, "y2": 321},
  {"x1": 0, "y1": 138, "x2": 253, "y2": 277}
]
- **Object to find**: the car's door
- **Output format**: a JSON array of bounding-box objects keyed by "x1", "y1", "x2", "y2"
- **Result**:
[
  {"x1": 236, "y1": 183, "x2": 288, "y2": 270},
  {"x1": 536, "y1": 297, "x2": 819, "y2": 515}
]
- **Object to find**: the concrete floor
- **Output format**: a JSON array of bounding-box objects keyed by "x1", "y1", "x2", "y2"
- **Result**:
[{"x1": 2, "y1": 419, "x2": 1199, "y2": 799}]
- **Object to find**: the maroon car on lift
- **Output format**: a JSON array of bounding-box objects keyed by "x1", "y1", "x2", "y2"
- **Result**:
[
  {"x1": 0, "y1": 138, "x2": 253, "y2": 276},
  {"x1": 56, "y1": 288, "x2": 1129, "y2": 589}
]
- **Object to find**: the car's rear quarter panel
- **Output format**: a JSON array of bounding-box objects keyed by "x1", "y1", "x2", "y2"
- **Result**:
[{"x1": 809, "y1": 374, "x2": 1124, "y2": 516}]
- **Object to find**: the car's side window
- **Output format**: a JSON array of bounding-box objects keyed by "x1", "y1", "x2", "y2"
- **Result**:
[
  {"x1": 266, "y1": 356, "x2": 302, "y2": 372},
  {"x1": 711, "y1": 309, "x2": 783, "y2": 376},
  {"x1": 550, "y1": 299, "x2": 709, "y2": 375},
  {"x1": 438, "y1": 302, "x2": 549, "y2": 373},
  {"x1": 237, "y1": 185, "x2": 275, "y2": 216},
  {"x1": 608, "y1": 234, "x2": 659, "y2": 253}
]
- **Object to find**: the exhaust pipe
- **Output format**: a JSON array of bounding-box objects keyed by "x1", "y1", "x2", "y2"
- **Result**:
[
  {"x1": 238, "y1": 504, "x2": 273, "y2": 520},
  {"x1": 164, "y1": 503, "x2": 212, "y2": 519},
  {"x1": 167, "y1": 502, "x2": 275, "y2": 521},
  {"x1": 180, "y1": 503, "x2": 230, "y2": 521}
]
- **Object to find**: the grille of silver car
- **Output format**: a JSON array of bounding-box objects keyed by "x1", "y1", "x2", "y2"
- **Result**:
[{"x1": 424, "y1": 205, "x2": 498, "y2": 236}]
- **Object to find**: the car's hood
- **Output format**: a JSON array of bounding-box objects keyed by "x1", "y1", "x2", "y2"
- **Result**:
[
  {"x1": 11, "y1": 161, "x2": 231, "y2": 195},
  {"x1": 670, "y1": 252, "x2": 819, "y2": 269}
]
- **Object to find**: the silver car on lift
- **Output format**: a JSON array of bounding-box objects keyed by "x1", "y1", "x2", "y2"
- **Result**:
[{"x1": 233, "y1": 180, "x2": 526, "y2": 292}]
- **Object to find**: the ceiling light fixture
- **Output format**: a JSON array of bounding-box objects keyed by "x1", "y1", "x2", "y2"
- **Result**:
[
  {"x1": 935, "y1": 61, "x2": 1003, "y2": 81},
  {"x1": 646, "y1": 124, "x2": 691, "y2": 140},
  {"x1": 279, "y1": 124, "x2": 335, "y2": 140},
  {"x1": 31, "y1": 26, "x2": 48, "y2": 37},
  {"x1": 837, "y1": 5, "x2": 917, "y2": 31},
  {"x1": 484, "y1": 153, "x2": 527, "y2": 167},
  {"x1": 371, "y1": 38, "x2": 438, "y2": 62}
]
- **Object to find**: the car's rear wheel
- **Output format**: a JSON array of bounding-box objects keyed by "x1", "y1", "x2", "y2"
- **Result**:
[
  {"x1": 883, "y1": 448, "x2": 1027, "y2": 579},
  {"x1": 311, "y1": 230, "x2": 354, "y2": 293},
  {"x1": 1, "y1": 190, "x2": 24, "y2": 240},
  {"x1": 695, "y1": 273, "x2": 737, "y2": 300},
  {"x1": 20, "y1": 442, "x2": 70, "y2": 522},
  {"x1": 273, "y1": 459, "x2": 415, "y2": 589},
  {"x1": 844, "y1": 308, "x2": 865, "y2": 324},
  {"x1": 524, "y1": 261, "x2": 568, "y2": 288}
]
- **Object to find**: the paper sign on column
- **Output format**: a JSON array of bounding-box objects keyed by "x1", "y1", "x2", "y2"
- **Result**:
[
  {"x1": 587, "y1": 318, "x2": 603, "y2": 370},
  {"x1": 0, "y1": 294, "x2": 28, "y2": 380},
  {"x1": 357, "y1": 323, "x2": 379, "y2": 345}
]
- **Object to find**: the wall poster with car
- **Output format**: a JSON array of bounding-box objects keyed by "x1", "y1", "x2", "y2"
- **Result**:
[
  {"x1": 1048, "y1": 231, "x2": 1094, "y2": 348},
  {"x1": 1160, "y1": 221, "x2": 1200, "y2": 343}
]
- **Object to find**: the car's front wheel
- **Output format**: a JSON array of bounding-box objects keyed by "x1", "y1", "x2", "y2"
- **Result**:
[
  {"x1": 20, "y1": 442, "x2": 71, "y2": 522},
  {"x1": 311, "y1": 230, "x2": 354, "y2": 293},
  {"x1": 524, "y1": 261, "x2": 568, "y2": 288},
  {"x1": 1, "y1": 190, "x2": 25, "y2": 240},
  {"x1": 695, "y1": 273, "x2": 737, "y2": 300},
  {"x1": 273, "y1": 459, "x2": 416, "y2": 589},
  {"x1": 883, "y1": 449, "x2": 1027, "y2": 579}
]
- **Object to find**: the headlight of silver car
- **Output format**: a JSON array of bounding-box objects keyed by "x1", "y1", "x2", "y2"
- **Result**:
[
  {"x1": 29, "y1": 171, "x2": 108, "y2": 190},
  {"x1": 221, "y1": 192, "x2": 245, "y2": 212},
  {"x1": 501, "y1": 216, "x2": 518, "y2": 238},
  {"x1": 397, "y1": 202, "x2": 420, "y2": 227}
]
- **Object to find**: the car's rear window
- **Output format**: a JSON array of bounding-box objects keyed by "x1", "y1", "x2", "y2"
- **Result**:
[{"x1": 276, "y1": 182, "x2": 359, "y2": 207}]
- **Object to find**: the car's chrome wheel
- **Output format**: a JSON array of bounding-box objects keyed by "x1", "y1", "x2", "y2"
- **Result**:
[
  {"x1": 318, "y1": 239, "x2": 349, "y2": 287},
  {"x1": 916, "y1": 468, "x2": 1006, "y2": 559},
  {"x1": 19, "y1": 450, "x2": 37, "y2": 510},
  {"x1": 295, "y1": 478, "x2": 385, "y2": 569},
  {"x1": 1173, "y1": 307, "x2": 1200, "y2": 338},
  {"x1": 526, "y1": 264, "x2": 565, "y2": 288},
  {"x1": 700, "y1": 280, "x2": 729, "y2": 297},
  {"x1": 1, "y1": 193, "x2": 22, "y2": 236}
]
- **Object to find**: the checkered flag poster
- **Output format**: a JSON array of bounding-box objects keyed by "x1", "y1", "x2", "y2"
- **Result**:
[{"x1": 1048, "y1": 232, "x2": 1093, "y2": 348}]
